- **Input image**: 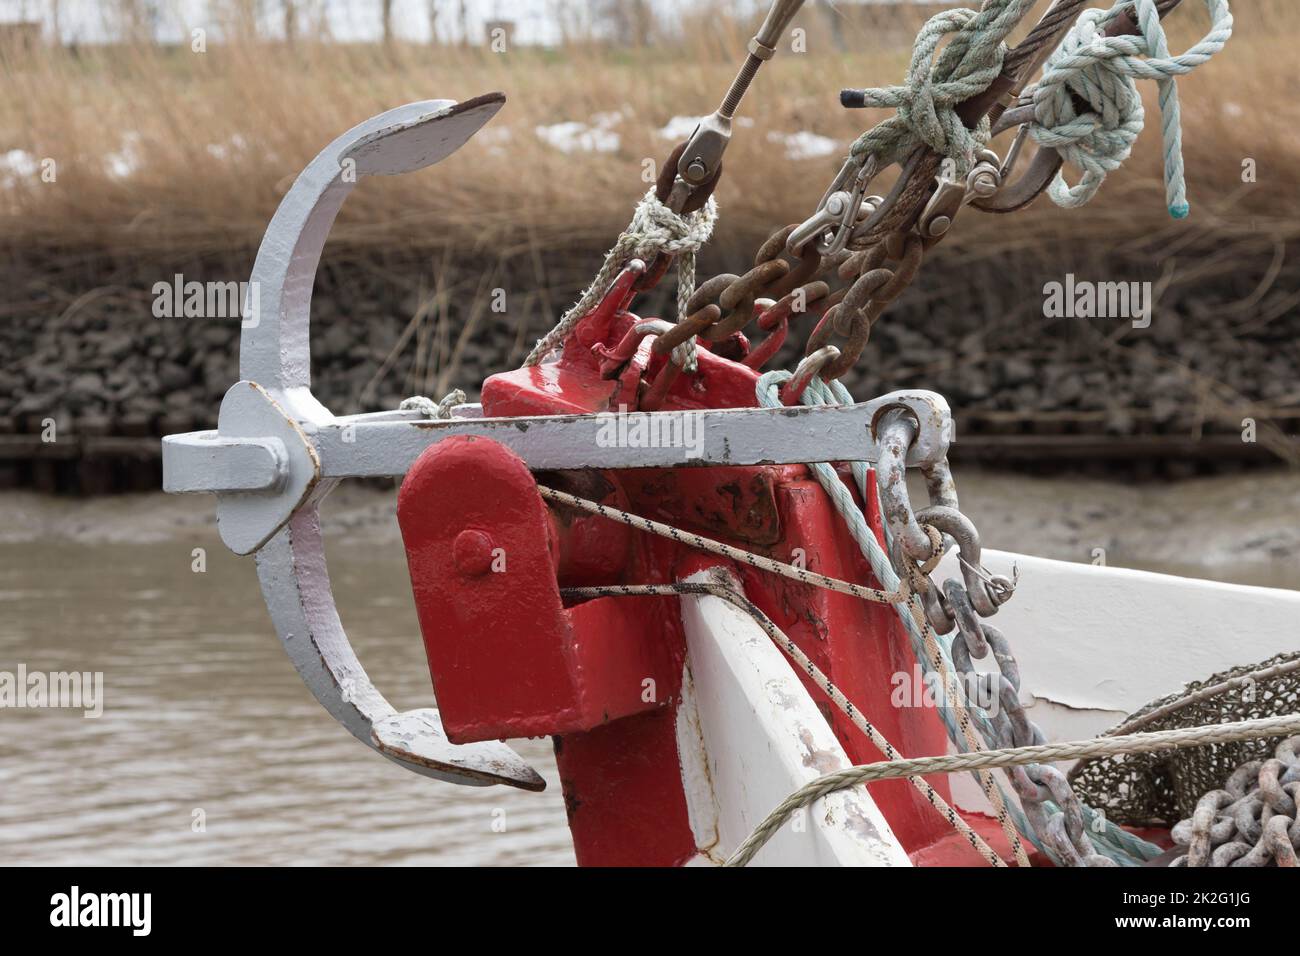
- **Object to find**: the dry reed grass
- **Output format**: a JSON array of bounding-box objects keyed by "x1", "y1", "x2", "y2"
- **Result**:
[{"x1": 0, "y1": 0, "x2": 1295, "y2": 266}]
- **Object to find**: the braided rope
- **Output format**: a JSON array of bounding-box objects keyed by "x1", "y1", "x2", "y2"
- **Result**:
[
  {"x1": 540, "y1": 482, "x2": 1032, "y2": 862},
  {"x1": 538, "y1": 470, "x2": 1034, "y2": 868},
  {"x1": 563, "y1": 580, "x2": 1007, "y2": 867},
  {"x1": 1028, "y1": 0, "x2": 1233, "y2": 216},
  {"x1": 726, "y1": 713, "x2": 1300, "y2": 867},
  {"x1": 523, "y1": 190, "x2": 717, "y2": 370},
  {"x1": 536, "y1": 486, "x2": 905, "y2": 605},
  {"x1": 849, "y1": 0, "x2": 1038, "y2": 174}
]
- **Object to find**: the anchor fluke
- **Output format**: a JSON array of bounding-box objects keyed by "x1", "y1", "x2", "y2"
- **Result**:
[{"x1": 163, "y1": 95, "x2": 546, "y2": 791}]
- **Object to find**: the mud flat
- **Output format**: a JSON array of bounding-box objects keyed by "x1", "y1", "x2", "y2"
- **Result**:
[{"x1": 2, "y1": 467, "x2": 1296, "y2": 589}]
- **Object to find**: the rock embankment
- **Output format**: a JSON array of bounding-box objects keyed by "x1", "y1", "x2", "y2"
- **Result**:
[{"x1": 1, "y1": 250, "x2": 1296, "y2": 491}]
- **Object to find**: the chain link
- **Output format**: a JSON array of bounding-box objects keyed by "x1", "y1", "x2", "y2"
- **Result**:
[
  {"x1": 1171, "y1": 737, "x2": 1300, "y2": 866},
  {"x1": 873, "y1": 403, "x2": 1117, "y2": 865}
]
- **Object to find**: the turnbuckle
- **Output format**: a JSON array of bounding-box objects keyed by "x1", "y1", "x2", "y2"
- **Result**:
[{"x1": 666, "y1": 0, "x2": 807, "y2": 212}]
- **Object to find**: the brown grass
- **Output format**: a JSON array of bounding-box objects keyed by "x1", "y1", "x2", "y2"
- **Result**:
[{"x1": 1, "y1": 0, "x2": 1296, "y2": 265}]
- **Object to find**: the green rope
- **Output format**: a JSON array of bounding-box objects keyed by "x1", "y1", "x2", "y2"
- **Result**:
[
  {"x1": 754, "y1": 370, "x2": 1163, "y2": 865},
  {"x1": 846, "y1": 0, "x2": 1232, "y2": 218},
  {"x1": 1028, "y1": 0, "x2": 1234, "y2": 217},
  {"x1": 848, "y1": 0, "x2": 1038, "y2": 175}
]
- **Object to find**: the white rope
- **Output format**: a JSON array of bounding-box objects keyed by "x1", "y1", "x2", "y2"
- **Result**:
[
  {"x1": 727, "y1": 712, "x2": 1300, "y2": 867},
  {"x1": 523, "y1": 190, "x2": 718, "y2": 370},
  {"x1": 400, "y1": 388, "x2": 466, "y2": 419},
  {"x1": 1028, "y1": 0, "x2": 1233, "y2": 216}
]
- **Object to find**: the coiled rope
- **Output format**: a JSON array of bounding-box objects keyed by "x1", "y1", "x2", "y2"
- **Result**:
[{"x1": 1028, "y1": 0, "x2": 1234, "y2": 216}]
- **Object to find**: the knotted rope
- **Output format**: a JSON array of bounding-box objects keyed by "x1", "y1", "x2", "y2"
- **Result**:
[
  {"x1": 1028, "y1": 0, "x2": 1233, "y2": 216},
  {"x1": 524, "y1": 190, "x2": 718, "y2": 371},
  {"x1": 848, "y1": 0, "x2": 1038, "y2": 175},
  {"x1": 400, "y1": 388, "x2": 466, "y2": 419}
]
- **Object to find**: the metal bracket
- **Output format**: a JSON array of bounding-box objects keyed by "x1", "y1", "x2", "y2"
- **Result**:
[{"x1": 918, "y1": 149, "x2": 1003, "y2": 238}]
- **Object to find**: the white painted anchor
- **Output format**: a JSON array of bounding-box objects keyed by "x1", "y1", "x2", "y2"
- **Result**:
[{"x1": 160, "y1": 94, "x2": 957, "y2": 795}]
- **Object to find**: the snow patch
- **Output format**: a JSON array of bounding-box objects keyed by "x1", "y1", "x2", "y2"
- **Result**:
[
  {"x1": 657, "y1": 115, "x2": 754, "y2": 140},
  {"x1": 766, "y1": 130, "x2": 839, "y2": 161},
  {"x1": 535, "y1": 112, "x2": 622, "y2": 154},
  {"x1": 205, "y1": 133, "x2": 249, "y2": 161},
  {"x1": 0, "y1": 149, "x2": 39, "y2": 188},
  {"x1": 103, "y1": 132, "x2": 143, "y2": 179}
]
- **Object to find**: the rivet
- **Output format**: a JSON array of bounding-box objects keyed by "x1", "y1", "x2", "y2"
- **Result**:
[{"x1": 453, "y1": 530, "x2": 495, "y2": 576}]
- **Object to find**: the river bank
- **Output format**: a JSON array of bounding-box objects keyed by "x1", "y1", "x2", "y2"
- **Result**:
[
  {"x1": 3, "y1": 467, "x2": 1297, "y2": 587},
  {"x1": 2, "y1": 222, "x2": 1298, "y2": 495}
]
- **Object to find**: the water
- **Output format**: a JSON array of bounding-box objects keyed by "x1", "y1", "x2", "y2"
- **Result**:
[
  {"x1": 0, "y1": 513, "x2": 574, "y2": 866},
  {"x1": 1, "y1": 470, "x2": 1296, "y2": 865}
]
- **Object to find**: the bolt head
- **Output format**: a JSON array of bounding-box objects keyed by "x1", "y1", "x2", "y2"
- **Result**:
[
  {"x1": 928, "y1": 215, "x2": 952, "y2": 236},
  {"x1": 453, "y1": 530, "x2": 495, "y2": 576}
]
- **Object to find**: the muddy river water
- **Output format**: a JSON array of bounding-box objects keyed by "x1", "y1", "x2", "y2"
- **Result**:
[{"x1": 1, "y1": 469, "x2": 1297, "y2": 865}]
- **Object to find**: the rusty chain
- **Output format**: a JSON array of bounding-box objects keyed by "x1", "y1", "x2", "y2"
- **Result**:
[
  {"x1": 636, "y1": 215, "x2": 928, "y2": 388},
  {"x1": 1171, "y1": 737, "x2": 1300, "y2": 866},
  {"x1": 623, "y1": 0, "x2": 1190, "y2": 394}
]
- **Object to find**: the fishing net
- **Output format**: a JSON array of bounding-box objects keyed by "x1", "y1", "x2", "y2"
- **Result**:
[{"x1": 1070, "y1": 651, "x2": 1300, "y2": 828}]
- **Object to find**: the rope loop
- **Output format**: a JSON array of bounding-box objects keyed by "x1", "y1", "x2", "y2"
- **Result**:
[
  {"x1": 1028, "y1": 0, "x2": 1233, "y2": 216},
  {"x1": 524, "y1": 190, "x2": 717, "y2": 370}
]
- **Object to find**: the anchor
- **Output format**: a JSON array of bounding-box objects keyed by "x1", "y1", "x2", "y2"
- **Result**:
[
  {"x1": 158, "y1": 0, "x2": 1294, "y2": 868},
  {"x1": 161, "y1": 94, "x2": 957, "y2": 809}
]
